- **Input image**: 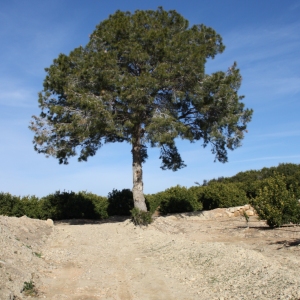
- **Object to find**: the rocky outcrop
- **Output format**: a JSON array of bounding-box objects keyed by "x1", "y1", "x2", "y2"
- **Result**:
[{"x1": 168, "y1": 204, "x2": 257, "y2": 221}]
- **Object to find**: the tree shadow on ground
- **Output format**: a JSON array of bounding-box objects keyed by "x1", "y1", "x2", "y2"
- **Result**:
[
  {"x1": 269, "y1": 238, "x2": 300, "y2": 249},
  {"x1": 54, "y1": 215, "x2": 130, "y2": 225}
]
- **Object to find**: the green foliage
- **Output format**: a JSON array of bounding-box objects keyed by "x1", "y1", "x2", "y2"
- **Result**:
[
  {"x1": 30, "y1": 7, "x2": 251, "y2": 167},
  {"x1": 156, "y1": 185, "x2": 202, "y2": 215},
  {"x1": 40, "y1": 191, "x2": 108, "y2": 220},
  {"x1": 286, "y1": 170, "x2": 300, "y2": 199},
  {"x1": 206, "y1": 163, "x2": 300, "y2": 184},
  {"x1": 2, "y1": 163, "x2": 300, "y2": 221},
  {"x1": 189, "y1": 185, "x2": 207, "y2": 203},
  {"x1": 201, "y1": 182, "x2": 248, "y2": 210},
  {"x1": 202, "y1": 163, "x2": 300, "y2": 200},
  {"x1": 243, "y1": 210, "x2": 249, "y2": 226},
  {"x1": 86, "y1": 192, "x2": 109, "y2": 219},
  {"x1": 144, "y1": 194, "x2": 163, "y2": 214},
  {"x1": 0, "y1": 190, "x2": 108, "y2": 220},
  {"x1": 275, "y1": 163, "x2": 300, "y2": 177},
  {"x1": 146, "y1": 186, "x2": 205, "y2": 215},
  {"x1": 130, "y1": 207, "x2": 152, "y2": 226},
  {"x1": 107, "y1": 189, "x2": 134, "y2": 216},
  {"x1": 22, "y1": 280, "x2": 38, "y2": 296},
  {"x1": 29, "y1": 7, "x2": 252, "y2": 211},
  {"x1": 251, "y1": 173, "x2": 300, "y2": 228},
  {"x1": 12, "y1": 195, "x2": 42, "y2": 219},
  {"x1": 34, "y1": 252, "x2": 42, "y2": 258},
  {"x1": 0, "y1": 190, "x2": 111, "y2": 220},
  {"x1": 0, "y1": 193, "x2": 20, "y2": 216},
  {"x1": 0, "y1": 193, "x2": 43, "y2": 218},
  {"x1": 239, "y1": 166, "x2": 300, "y2": 200}
]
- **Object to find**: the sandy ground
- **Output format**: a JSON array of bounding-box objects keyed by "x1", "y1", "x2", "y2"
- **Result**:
[{"x1": 1, "y1": 211, "x2": 300, "y2": 300}]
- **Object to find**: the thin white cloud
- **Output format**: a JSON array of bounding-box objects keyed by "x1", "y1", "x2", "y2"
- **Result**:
[
  {"x1": 0, "y1": 90, "x2": 35, "y2": 107},
  {"x1": 245, "y1": 77, "x2": 300, "y2": 99},
  {"x1": 224, "y1": 22, "x2": 300, "y2": 53},
  {"x1": 231, "y1": 155, "x2": 300, "y2": 164},
  {"x1": 206, "y1": 22, "x2": 300, "y2": 106},
  {"x1": 0, "y1": 2, "x2": 87, "y2": 79},
  {"x1": 289, "y1": 2, "x2": 300, "y2": 10},
  {"x1": 0, "y1": 79, "x2": 37, "y2": 107},
  {"x1": 255, "y1": 129, "x2": 300, "y2": 139},
  {"x1": 207, "y1": 22, "x2": 300, "y2": 70}
]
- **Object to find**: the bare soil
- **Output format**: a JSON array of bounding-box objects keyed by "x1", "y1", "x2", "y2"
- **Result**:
[{"x1": 0, "y1": 211, "x2": 300, "y2": 300}]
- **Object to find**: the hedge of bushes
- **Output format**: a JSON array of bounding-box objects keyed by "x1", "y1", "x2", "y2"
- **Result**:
[
  {"x1": 0, "y1": 185, "x2": 202, "y2": 220},
  {"x1": 206, "y1": 163, "x2": 300, "y2": 199},
  {"x1": 1, "y1": 163, "x2": 300, "y2": 227},
  {"x1": 40, "y1": 191, "x2": 108, "y2": 220},
  {"x1": 0, "y1": 193, "x2": 41, "y2": 219},
  {"x1": 0, "y1": 191, "x2": 108, "y2": 220},
  {"x1": 200, "y1": 163, "x2": 300, "y2": 227},
  {"x1": 148, "y1": 185, "x2": 202, "y2": 215},
  {"x1": 194, "y1": 183, "x2": 248, "y2": 210}
]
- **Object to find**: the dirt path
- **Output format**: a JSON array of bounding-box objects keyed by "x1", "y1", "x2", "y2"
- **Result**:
[
  {"x1": 36, "y1": 215, "x2": 300, "y2": 300},
  {"x1": 38, "y1": 218, "x2": 194, "y2": 300},
  {"x1": 1, "y1": 213, "x2": 300, "y2": 300}
]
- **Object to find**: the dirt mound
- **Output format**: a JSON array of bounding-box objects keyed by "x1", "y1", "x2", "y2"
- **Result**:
[
  {"x1": 0, "y1": 210, "x2": 299, "y2": 300},
  {"x1": 0, "y1": 216, "x2": 52, "y2": 299}
]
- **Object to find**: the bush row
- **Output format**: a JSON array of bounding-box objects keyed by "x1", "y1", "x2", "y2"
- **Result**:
[
  {"x1": 0, "y1": 191, "x2": 108, "y2": 220},
  {"x1": 205, "y1": 163, "x2": 300, "y2": 199},
  {"x1": 1, "y1": 166, "x2": 300, "y2": 227},
  {"x1": 0, "y1": 183, "x2": 235, "y2": 220},
  {"x1": 149, "y1": 173, "x2": 300, "y2": 227},
  {"x1": 0, "y1": 186, "x2": 202, "y2": 220}
]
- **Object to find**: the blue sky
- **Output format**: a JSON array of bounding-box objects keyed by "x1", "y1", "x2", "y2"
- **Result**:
[{"x1": 1, "y1": 0, "x2": 300, "y2": 197}]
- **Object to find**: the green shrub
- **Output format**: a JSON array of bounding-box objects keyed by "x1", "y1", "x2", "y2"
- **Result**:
[
  {"x1": 201, "y1": 182, "x2": 248, "y2": 210},
  {"x1": 0, "y1": 193, "x2": 43, "y2": 218},
  {"x1": 145, "y1": 193, "x2": 163, "y2": 214},
  {"x1": 107, "y1": 189, "x2": 134, "y2": 216},
  {"x1": 39, "y1": 193, "x2": 62, "y2": 220},
  {"x1": 219, "y1": 163, "x2": 300, "y2": 185},
  {"x1": 0, "y1": 192, "x2": 20, "y2": 216},
  {"x1": 0, "y1": 190, "x2": 108, "y2": 220},
  {"x1": 157, "y1": 185, "x2": 202, "y2": 215},
  {"x1": 22, "y1": 280, "x2": 38, "y2": 296},
  {"x1": 82, "y1": 192, "x2": 108, "y2": 219},
  {"x1": 286, "y1": 170, "x2": 300, "y2": 199},
  {"x1": 130, "y1": 207, "x2": 152, "y2": 226},
  {"x1": 240, "y1": 170, "x2": 300, "y2": 201},
  {"x1": 275, "y1": 163, "x2": 300, "y2": 177},
  {"x1": 239, "y1": 180, "x2": 262, "y2": 199},
  {"x1": 12, "y1": 195, "x2": 42, "y2": 219},
  {"x1": 251, "y1": 173, "x2": 300, "y2": 228},
  {"x1": 40, "y1": 191, "x2": 108, "y2": 220},
  {"x1": 189, "y1": 185, "x2": 207, "y2": 204}
]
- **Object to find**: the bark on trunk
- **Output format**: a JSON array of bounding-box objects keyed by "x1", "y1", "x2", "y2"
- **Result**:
[{"x1": 131, "y1": 127, "x2": 147, "y2": 212}]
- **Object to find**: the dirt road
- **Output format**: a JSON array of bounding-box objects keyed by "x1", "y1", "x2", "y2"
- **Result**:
[
  {"x1": 40, "y1": 215, "x2": 300, "y2": 300},
  {"x1": 1, "y1": 213, "x2": 300, "y2": 299}
]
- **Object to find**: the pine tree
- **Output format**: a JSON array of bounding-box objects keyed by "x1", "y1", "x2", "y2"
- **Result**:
[{"x1": 29, "y1": 7, "x2": 253, "y2": 211}]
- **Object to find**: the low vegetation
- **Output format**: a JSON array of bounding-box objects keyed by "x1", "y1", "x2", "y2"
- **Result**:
[
  {"x1": 22, "y1": 280, "x2": 38, "y2": 297},
  {"x1": 196, "y1": 182, "x2": 248, "y2": 210},
  {"x1": 250, "y1": 173, "x2": 300, "y2": 227},
  {"x1": 130, "y1": 207, "x2": 153, "y2": 226},
  {"x1": 1, "y1": 163, "x2": 299, "y2": 228}
]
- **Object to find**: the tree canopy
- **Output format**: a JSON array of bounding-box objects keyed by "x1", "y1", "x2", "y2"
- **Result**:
[{"x1": 30, "y1": 7, "x2": 253, "y2": 211}]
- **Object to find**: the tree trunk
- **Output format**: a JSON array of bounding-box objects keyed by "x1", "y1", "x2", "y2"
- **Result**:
[{"x1": 131, "y1": 127, "x2": 147, "y2": 212}]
